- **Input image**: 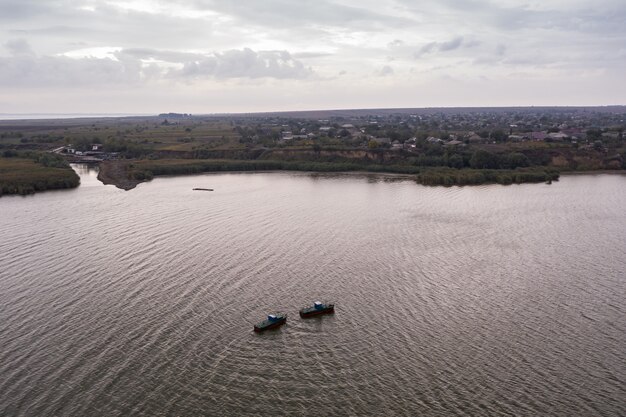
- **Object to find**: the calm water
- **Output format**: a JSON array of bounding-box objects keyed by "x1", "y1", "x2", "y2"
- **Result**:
[{"x1": 1, "y1": 167, "x2": 625, "y2": 416}]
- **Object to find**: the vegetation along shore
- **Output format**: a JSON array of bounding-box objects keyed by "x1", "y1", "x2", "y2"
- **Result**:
[
  {"x1": 0, "y1": 151, "x2": 79, "y2": 196},
  {"x1": 0, "y1": 107, "x2": 623, "y2": 194}
]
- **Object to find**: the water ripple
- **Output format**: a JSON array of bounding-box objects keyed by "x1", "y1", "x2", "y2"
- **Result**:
[{"x1": 0, "y1": 171, "x2": 625, "y2": 416}]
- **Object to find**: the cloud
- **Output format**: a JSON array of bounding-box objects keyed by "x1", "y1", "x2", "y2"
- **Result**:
[
  {"x1": 186, "y1": 0, "x2": 414, "y2": 30},
  {"x1": 378, "y1": 65, "x2": 394, "y2": 76},
  {"x1": 173, "y1": 48, "x2": 313, "y2": 80},
  {"x1": 292, "y1": 52, "x2": 334, "y2": 59},
  {"x1": 439, "y1": 37, "x2": 463, "y2": 51},
  {"x1": 4, "y1": 38, "x2": 35, "y2": 56},
  {"x1": 0, "y1": 54, "x2": 141, "y2": 87},
  {"x1": 115, "y1": 48, "x2": 201, "y2": 63},
  {"x1": 1, "y1": 0, "x2": 626, "y2": 111},
  {"x1": 0, "y1": 0, "x2": 55, "y2": 20},
  {"x1": 415, "y1": 36, "x2": 464, "y2": 57},
  {"x1": 0, "y1": 43, "x2": 314, "y2": 87}
]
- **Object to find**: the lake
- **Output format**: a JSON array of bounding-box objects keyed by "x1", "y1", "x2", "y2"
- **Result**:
[{"x1": 1, "y1": 166, "x2": 624, "y2": 416}]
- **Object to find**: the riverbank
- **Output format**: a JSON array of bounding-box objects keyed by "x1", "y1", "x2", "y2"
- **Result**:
[
  {"x1": 559, "y1": 169, "x2": 626, "y2": 176},
  {"x1": 96, "y1": 158, "x2": 561, "y2": 190},
  {"x1": 0, "y1": 156, "x2": 80, "y2": 196},
  {"x1": 415, "y1": 167, "x2": 559, "y2": 186}
]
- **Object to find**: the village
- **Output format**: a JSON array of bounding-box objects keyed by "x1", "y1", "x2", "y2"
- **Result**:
[
  {"x1": 1, "y1": 107, "x2": 624, "y2": 176},
  {"x1": 239, "y1": 107, "x2": 624, "y2": 152}
]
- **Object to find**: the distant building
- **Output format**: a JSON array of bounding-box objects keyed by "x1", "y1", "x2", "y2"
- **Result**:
[
  {"x1": 444, "y1": 140, "x2": 463, "y2": 147},
  {"x1": 92, "y1": 144, "x2": 103, "y2": 151},
  {"x1": 373, "y1": 137, "x2": 391, "y2": 145},
  {"x1": 548, "y1": 132, "x2": 568, "y2": 141},
  {"x1": 468, "y1": 133, "x2": 483, "y2": 143},
  {"x1": 602, "y1": 132, "x2": 620, "y2": 140}
]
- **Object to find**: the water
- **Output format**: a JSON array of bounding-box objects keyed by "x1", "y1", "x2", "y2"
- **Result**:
[
  {"x1": 0, "y1": 114, "x2": 150, "y2": 121},
  {"x1": 1, "y1": 168, "x2": 625, "y2": 416}
]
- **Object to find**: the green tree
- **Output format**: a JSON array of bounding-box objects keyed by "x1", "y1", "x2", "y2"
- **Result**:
[
  {"x1": 470, "y1": 150, "x2": 499, "y2": 169},
  {"x1": 448, "y1": 153, "x2": 464, "y2": 169},
  {"x1": 503, "y1": 152, "x2": 530, "y2": 169},
  {"x1": 492, "y1": 130, "x2": 507, "y2": 142}
]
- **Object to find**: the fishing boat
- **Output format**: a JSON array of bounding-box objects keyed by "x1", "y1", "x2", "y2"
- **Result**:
[
  {"x1": 299, "y1": 301, "x2": 335, "y2": 318},
  {"x1": 253, "y1": 313, "x2": 287, "y2": 332},
  {"x1": 192, "y1": 188, "x2": 214, "y2": 191}
]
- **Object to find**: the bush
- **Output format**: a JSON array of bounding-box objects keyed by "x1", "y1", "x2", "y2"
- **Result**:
[
  {"x1": 416, "y1": 167, "x2": 559, "y2": 186},
  {"x1": 470, "y1": 150, "x2": 499, "y2": 169}
]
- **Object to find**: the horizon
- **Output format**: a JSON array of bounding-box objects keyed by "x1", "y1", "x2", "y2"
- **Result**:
[
  {"x1": 1, "y1": 104, "x2": 626, "y2": 122},
  {"x1": 1, "y1": 0, "x2": 625, "y2": 114}
]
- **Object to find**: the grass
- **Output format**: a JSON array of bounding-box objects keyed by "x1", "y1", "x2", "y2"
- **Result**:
[
  {"x1": 121, "y1": 158, "x2": 559, "y2": 187},
  {"x1": 0, "y1": 157, "x2": 80, "y2": 196},
  {"x1": 125, "y1": 158, "x2": 422, "y2": 179},
  {"x1": 415, "y1": 167, "x2": 560, "y2": 186}
]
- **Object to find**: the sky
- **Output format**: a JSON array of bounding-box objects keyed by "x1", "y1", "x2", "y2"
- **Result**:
[{"x1": 0, "y1": 0, "x2": 625, "y2": 114}]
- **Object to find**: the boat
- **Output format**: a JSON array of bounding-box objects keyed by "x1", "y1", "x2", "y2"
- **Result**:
[
  {"x1": 192, "y1": 188, "x2": 214, "y2": 191},
  {"x1": 299, "y1": 301, "x2": 335, "y2": 318},
  {"x1": 253, "y1": 313, "x2": 287, "y2": 332}
]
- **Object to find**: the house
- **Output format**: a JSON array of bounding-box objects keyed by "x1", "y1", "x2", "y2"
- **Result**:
[
  {"x1": 372, "y1": 137, "x2": 391, "y2": 145},
  {"x1": 426, "y1": 136, "x2": 443, "y2": 144},
  {"x1": 548, "y1": 132, "x2": 568, "y2": 141},
  {"x1": 444, "y1": 140, "x2": 463, "y2": 147},
  {"x1": 602, "y1": 132, "x2": 620, "y2": 140},
  {"x1": 467, "y1": 133, "x2": 482, "y2": 143},
  {"x1": 530, "y1": 132, "x2": 549, "y2": 141},
  {"x1": 92, "y1": 143, "x2": 103, "y2": 151},
  {"x1": 508, "y1": 135, "x2": 525, "y2": 142}
]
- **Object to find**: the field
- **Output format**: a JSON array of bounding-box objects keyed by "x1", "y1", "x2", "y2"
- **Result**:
[{"x1": 0, "y1": 117, "x2": 242, "y2": 153}]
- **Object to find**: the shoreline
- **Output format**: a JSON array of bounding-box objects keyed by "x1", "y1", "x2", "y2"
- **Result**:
[
  {"x1": 560, "y1": 169, "x2": 626, "y2": 176},
  {"x1": 96, "y1": 161, "x2": 419, "y2": 190},
  {"x1": 92, "y1": 159, "x2": 624, "y2": 191},
  {"x1": 93, "y1": 159, "x2": 565, "y2": 190},
  {"x1": 97, "y1": 161, "x2": 142, "y2": 190}
]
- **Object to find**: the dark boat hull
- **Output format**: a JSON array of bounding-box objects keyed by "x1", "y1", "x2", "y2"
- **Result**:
[
  {"x1": 299, "y1": 306, "x2": 335, "y2": 318},
  {"x1": 253, "y1": 317, "x2": 287, "y2": 332}
]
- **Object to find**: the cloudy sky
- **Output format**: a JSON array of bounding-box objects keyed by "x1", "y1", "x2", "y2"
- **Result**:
[{"x1": 1, "y1": 0, "x2": 625, "y2": 114}]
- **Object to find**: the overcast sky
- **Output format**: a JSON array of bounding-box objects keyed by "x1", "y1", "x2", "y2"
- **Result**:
[{"x1": 1, "y1": 0, "x2": 625, "y2": 114}]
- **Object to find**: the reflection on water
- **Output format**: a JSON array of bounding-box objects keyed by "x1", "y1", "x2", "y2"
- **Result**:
[
  {"x1": 0, "y1": 171, "x2": 625, "y2": 416},
  {"x1": 70, "y1": 163, "x2": 101, "y2": 187}
]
